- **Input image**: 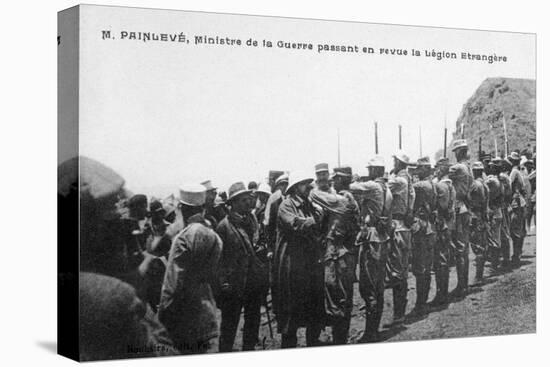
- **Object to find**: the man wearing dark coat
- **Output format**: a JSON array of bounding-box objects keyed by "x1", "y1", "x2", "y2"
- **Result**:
[
  {"x1": 274, "y1": 171, "x2": 325, "y2": 348},
  {"x1": 216, "y1": 182, "x2": 269, "y2": 352}
]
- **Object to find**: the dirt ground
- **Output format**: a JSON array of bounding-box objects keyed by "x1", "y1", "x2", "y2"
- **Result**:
[{"x1": 216, "y1": 229, "x2": 536, "y2": 351}]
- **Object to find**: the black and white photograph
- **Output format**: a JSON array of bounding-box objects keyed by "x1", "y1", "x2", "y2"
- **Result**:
[{"x1": 54, "y1": 4, "x2": 539, "y2": 362}]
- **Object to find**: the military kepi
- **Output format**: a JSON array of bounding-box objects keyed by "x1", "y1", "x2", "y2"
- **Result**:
[{"x1": 315, "y1": 162, "x2": 329, "y2": 173}]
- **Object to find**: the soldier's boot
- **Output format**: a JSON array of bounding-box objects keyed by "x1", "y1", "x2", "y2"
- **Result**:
[
  {"x1": 359, "y1": 312, "x2": 381, "y2": 343},
  {"x1": 387, "y1": 282, "x2": 407, "y2": 327},
  {"x1": 450, "y1": 257, "x2": 468, "y2": 299},
  {"x1": 332, "y1": 317, "x2": 350, "y2": 345},
  {"x1": 511, "y1": 238, "x2": 524, "y2": 267},
  {"x1": 305, "y1": 324, "x2": 323, "y2": 347},
  {"x1": 408, "y1": 275, "x2": 429, "y2": 320},
  {"x1": 472, "y1": 258, "x2": 484, "y2": 286},
  {"x1": 281, "y1": 333, "x2": 298, "y2": 349},
  {"x1": 431, "y1": 269, "x2": 449, "y2": 306}
]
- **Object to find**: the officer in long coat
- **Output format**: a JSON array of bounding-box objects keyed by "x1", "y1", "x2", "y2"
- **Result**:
[
  {"x1": 386, "y1": 150, "x2": 415, "y2": 327},
  {"x1": 274, "y1": 171, "x2": 325, "y2": 348},
  {"x1": 351, "y1": 156, "x2": 393, "y2": 342},
  {"x1": 158, "y1": 185, "x2": 223, "y2": 354},
  {"x1": 216, "y1": 182, "x2": 269, "y2": 352}
]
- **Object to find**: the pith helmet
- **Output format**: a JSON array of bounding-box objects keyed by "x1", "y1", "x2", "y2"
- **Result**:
[
  {"x1": 286, "y1": 171, "x2": 314, "y2": 194},
  {"x1": 392, "y1": 149, "x2": 410, "y2": 164},
  {"x1": 367, "y1": 155, "x2": 385, "y2": 167},
  {"x1": 227, "y1": 181, "x2": 253, "y2": 202},
  {"x1": 200, "y1": 180, "x2": 217, "y2": 191},
  {"x1": 179, "y1": 185, "x2": 206, "y2": 206},
  {"x1": 451, "y1": 139, "x2": 468, "y2": 152}
]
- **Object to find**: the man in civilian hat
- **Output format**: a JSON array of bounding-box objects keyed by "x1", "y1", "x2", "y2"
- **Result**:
[
  {"x1": 201, "y1": 180, "x2": 219, "y2": 228},
  {"x1": 385, "y1": 149, "x2": 415, "y2": 327},
  {"x1": 408, "y1": 157, "x2": 437, "y2": 318},
  {"x1": 315, "y1": 166, "x2": 360, "y2": 344},
  {"x1": 158, "y1": 185, "x2": 223, "y2": 354},
  {"x1": 216, "y1": 182, "x2": 269, "y2": 352},
  {"x1": 448, "y1": 139, "x2": 474, "y2": 298},
  {"x1": 431, "y1": 157, "x2": 455, "y2": 307},
  {"x1": 469, "y1": 162, "x2": 490, "y2": 285},
  {"x1": 351, "y1": 155, "x2": 393, "y2": 341},
  {"x1": 313, "y1": 162, "x2": 335, "y2": 193},
  {"x1": 495, "y1": 157, "x2": 513, "y2": 269},
  {"x1": 508, "y1": 152, "x2": 527, "y2": 267},
  {"x1": 274, "y1": 171, "x2": 325, "y2": 348}
]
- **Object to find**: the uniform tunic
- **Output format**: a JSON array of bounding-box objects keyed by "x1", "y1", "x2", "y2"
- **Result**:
[
  {"x1": 351, "y1": 179, "x2": 393, "y2": 333},
  {"x1": 386, "y1": 169, "x2": 415, "y2": 287},
  {"x1": 509, "y1": 166, "x2": 527, "y2": 260},
  {"x1": 499, "y1": 172, "x2": 513, "y2": 262},
  {"x1": 469, "y1": 177, "x2": 490, "y2": 262},
  {"x1": 485, "y1": 175, "x2": 503, "y2": 261},
  {"x1": 411, "y1": 178, "x2": 437, "y2": 277},
  {"x1": 434, "y1": 177, "x2": 455, "y2": 273},
  {"x1": 310, "y1": 189, "x2": 358, "y2": 342},
  {"x1": 448, "y1": 160, "x2": 473, "y2": 289}
]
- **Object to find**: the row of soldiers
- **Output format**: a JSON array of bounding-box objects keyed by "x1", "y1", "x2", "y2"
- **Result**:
[{"x1": 59, "y1": 139, "x2": 535, "y2": 359}]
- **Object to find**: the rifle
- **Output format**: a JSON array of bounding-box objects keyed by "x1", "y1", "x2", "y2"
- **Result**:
[
  {"x1": 374, "y1": 121, "x2": 379, "y2": 154},
  {"x1": 398, "y1": 124, "x2": 402, "y2": 149},
  {"x1": 478, "y1": 137, "x2": 483, "y2": 161},
  {"x1": 443, "y1": 127, "x2": 447, "y2": 158},
  {"x1": 503, "y1": 116, "x2": 509, "y2": 156},
  {"x1": 419, "y1": 125, "x2": 423, "y2": 157}
]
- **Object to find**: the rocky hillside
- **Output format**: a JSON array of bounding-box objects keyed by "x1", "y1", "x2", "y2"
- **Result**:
[{"x1": 438, "y1": 77, "x2": 536, "y2": 160}]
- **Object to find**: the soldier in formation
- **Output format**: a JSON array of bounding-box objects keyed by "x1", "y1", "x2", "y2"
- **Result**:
[{"x1": 65, "y1": 135, "x2": 535, "y2": 358}]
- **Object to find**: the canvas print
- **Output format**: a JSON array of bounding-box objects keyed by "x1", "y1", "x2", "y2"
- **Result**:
[{"x1": 57, "y1": 5, "x2": 536, "y2": 362}]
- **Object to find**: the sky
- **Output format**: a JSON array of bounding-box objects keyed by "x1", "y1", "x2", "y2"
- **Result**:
[{"x1": 74, "y1": 5, "x2": 536, "y2": 197}]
